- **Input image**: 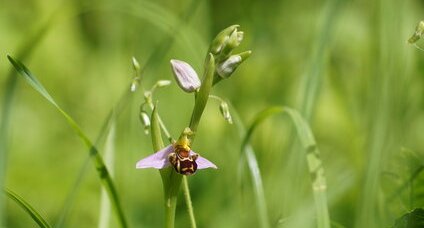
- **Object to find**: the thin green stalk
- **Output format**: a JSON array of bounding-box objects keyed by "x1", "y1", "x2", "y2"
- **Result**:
[
  {"x1": 149, "y1": 104, "x2": 197, "y2": 228},
  {"x1": 182, "y1": 177, "x2": 197, "y2": 228},
  {"x1": 231, "y1": 103, "x2": 270, "y2": 228},
  {"x1": 55, "y1": 92, "x2": 131, "y2": 227},
  {"x1": 189, "y1": 54, "x2": 215, "y2": 135},
  {"x1": 7, "y1": 56, "x2": 128, "y2": 228},
  {"x1": 98, "y1": 121, "x2": 116, "y2": 228},
  {"x1": 4, "y1": 188, "x2": 52, "y2": 228},
  {"x1": 150, "y1": 106, "x2": 181, "y2": 228}
]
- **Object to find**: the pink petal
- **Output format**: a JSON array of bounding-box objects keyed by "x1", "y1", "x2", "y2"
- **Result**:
[
  {"x1": 190, "y1": 150, "x2": 218, "y2": 169},
  {"x1": 136, "y1": 145, "x2": 173, "y2": 169}
]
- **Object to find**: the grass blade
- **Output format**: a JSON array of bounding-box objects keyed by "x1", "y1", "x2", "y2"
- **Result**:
[
  {"x1": 0, "y1": 23, "x2": 50, "y2": 227},
  {"x1": 4, "y1": 188, "x2": 52, "y2": 228},
  {"x1": 54, "y1": 111, "x2": 116, "y2": 227},
  {"x1": 98, "y1": 120, "x2": 116, "y2": 228},
  {"x1": 241, "y1": 106, "x2": 330, "y2": 228},
  {"x1": 7, "y1": 55, "x2": 128, "y2": 228}
]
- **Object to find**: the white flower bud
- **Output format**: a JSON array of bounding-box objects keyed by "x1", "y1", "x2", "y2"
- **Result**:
[
  {"x1": 170, "y1": 59, "x2": 201, "y2": 93},
  {"x1": 216, "y1": 55, "x2": 242, "y2": 78},
  {"x1": 216, "y1": 51, "x2": 252, "y2": 78},
  {"x1": 156, "y1": 80, "x2": 171, "y2": 87},
  {"x1": 139, "y1": 111, "x2": 150, "y2": 135},
  {"x1": 132, "y1": 57, "x2": 140, "y2": 71},
  {"x1": 219, "y1": 101, "x2": 233, "y2": 124}
]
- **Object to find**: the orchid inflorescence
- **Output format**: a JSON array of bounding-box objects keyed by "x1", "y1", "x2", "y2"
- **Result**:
[{"x1": 135, "y1": 25, "x2": 251, "y2": 176}]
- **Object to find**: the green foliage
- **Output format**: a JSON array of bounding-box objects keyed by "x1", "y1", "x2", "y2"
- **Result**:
[
  {"x1": 393, "y1": 208, "x2": 424, "y2": 228},
  {"x1": 7, "y1": 55, "x2": 128, "y2": 227},
  {"x1": 5, "y1": 188, "x2": 51, "y2": 228},
  {"x1": 1, "y1": 0, "x2": 424, "y2": 227},
  {"x1": 241, "y1": 106, "x2": 330, "y2": 228}
]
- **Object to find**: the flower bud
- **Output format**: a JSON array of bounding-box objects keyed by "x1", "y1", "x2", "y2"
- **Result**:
[
  {"x1": 409, "y1": 21, "x2": 424, "y2": 44},
  {"x1": 219, "y1": 101, "x2": 233, "y2": 124},
  {"x1": 216, "y1": 50, "x2": 251, "y2": 78},
  {"x1": 170, "y1": 59, "x2": 201, "y2": 93},
  {"x1": 130, "y1": 57, "x2": 141, "y2": 92},
  {"x1": 209, "y1": 25, "x2": 239, "y2": 55},
  {"x1": 219, "y1": 29, "x2": 243, "y2": 58},
  {"x1": 156, "y1": 80, "x2": 172, "y2": 88},
  {"x1": 139, "y1": 110, "x2": 151, "y2": 134},
  {"x1": 130, "y1": 77, "x2": 140, "y2": 92},
  {"x1": 132, "y1": 57, "x2": 141, "y2": 71}
]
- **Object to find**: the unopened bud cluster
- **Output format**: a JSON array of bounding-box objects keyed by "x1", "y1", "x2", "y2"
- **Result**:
[
  {"x1": 209, "y1": 25, "x2": 251, "y2": 83},
  {"x1": 170, "y1": 25, "x2": 252, "y2": 93},
  {"x1": 409, "y1": 21, "x2": 424, "y2": 44}
]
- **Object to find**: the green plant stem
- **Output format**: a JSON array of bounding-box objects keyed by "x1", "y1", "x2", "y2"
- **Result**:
[
  {"x1": 189, "y1": 54, "x2": 215, "y2": 135},
  {"x1": 151, "y1": 106, "x2": 182, "y2": 228},
  {"x1": 149, "y1": 103, "x2": 197, "y2": 228},
  {"x1": 182, "y1": 177, "x2": 197, "y2": 228}
]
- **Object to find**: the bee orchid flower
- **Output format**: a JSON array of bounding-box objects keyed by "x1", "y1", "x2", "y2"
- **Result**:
[
  {"x1": 136, "y1": 128, "x2": 217, "y2": 175},
  {"x1": 136, "y1": 145, "x2": 217, "y2": 175}
]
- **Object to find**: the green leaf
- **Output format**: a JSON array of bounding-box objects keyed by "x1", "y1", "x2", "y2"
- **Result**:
[
  {"x1": 394, "y1": 208, "x2": 424, "y2": 228},
  {"x1": 241, "y1": 106, "x2": 330, "y2": 228},
  {"x1": 7, "y1": 55, "x2": 128, "y2": 228},
  {"x1": 0, "y1": 23, "x2": 50, "y2": 227},
  {"x1": 5, "y1": 188, "x2": 52, "y2": 228}
]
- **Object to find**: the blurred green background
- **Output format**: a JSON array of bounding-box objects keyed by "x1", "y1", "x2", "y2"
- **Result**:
[{"x1": 1, "y1": 0, "x2": 424, "y2": 227}]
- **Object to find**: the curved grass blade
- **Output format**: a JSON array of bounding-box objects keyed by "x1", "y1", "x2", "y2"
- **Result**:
[
  {"x1": 0, "y1": 22, "x2": 51, "y2": 227},
  {"x1": 241, "y1": 106, "x2": 330, "y2": 228},
  {"x1": 55, "y1": 111, "x2": 116, "y2": 228},
  {"x1": 4, "y1": 188, "x2": 52, "y2": 228},
  {"x1": 7, "y1": 55, "x2": 128, "y2": 228}
]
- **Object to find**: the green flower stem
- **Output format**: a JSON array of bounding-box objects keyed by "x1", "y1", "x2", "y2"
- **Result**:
[
  {"x1": 151, "y1": 105, "x2": 198, "y2": 228},
  {"x1": 189, "y1": 54, "x2": 215, "y2": 135},
  {"x1": 182, "y1": 177, "x2": 197, "y2": 228},
  {"x1": 151, "y1": 106, "x2": 180, "y2": 228},
  {"x1": 150, "y1": 104, "x2": 197, "y2": 228}
]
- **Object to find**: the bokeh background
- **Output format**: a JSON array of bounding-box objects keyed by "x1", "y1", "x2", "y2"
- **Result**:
[{"x1": 1, "y1": 0, "x2": 424, "y2": 227}]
